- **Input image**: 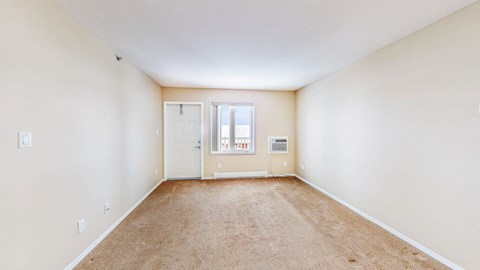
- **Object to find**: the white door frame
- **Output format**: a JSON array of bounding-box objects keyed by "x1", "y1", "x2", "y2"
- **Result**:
[{"x1": 163, "y1": 101, "x2": 204, "y2": 180}]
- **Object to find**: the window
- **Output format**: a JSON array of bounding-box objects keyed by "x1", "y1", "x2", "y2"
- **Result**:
[{"x1": 211, "y1": 102, "x2": 255, "y2": 154}]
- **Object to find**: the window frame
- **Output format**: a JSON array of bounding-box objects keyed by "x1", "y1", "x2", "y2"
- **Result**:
[{"x1": 210, "y1": 102, "x2": 256, "y2": 155}]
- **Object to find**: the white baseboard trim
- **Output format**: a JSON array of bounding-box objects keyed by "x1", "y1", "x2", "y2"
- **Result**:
[
  {"x1": 64, "y1": 179, "x2": 165, "y2": 270},
  {"x1": 268, "y1": 173, "x2": 295, "y2": 178},
  {"x1": 294, "y1": 174, "x2": 463, "y2": 270},
  {"x1": 201, "y1": 176, "x2": 214, "y2": 180},
  {"x1": 213, "y1": 171, "x2": 268, "y2": 179}
]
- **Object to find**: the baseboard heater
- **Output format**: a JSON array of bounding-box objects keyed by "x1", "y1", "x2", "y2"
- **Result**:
[{"x1": 213, "y1": 171, "x2": 268, "y2": 179}]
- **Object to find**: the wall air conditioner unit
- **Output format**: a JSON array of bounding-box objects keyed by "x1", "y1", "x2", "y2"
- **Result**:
[{"x1": 268, "y1": 136, "x2": 288, "y2": 154}]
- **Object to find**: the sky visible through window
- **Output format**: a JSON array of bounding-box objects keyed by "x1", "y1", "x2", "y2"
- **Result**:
[
  {"x1": 220, "y1": 105, "x2": 251, "y2": 125},
  {"x1": 220, "y1": 105, "x2": 252, "y2": 139}
]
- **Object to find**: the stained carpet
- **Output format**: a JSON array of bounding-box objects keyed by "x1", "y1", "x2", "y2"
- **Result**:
[{"x1": 75, "y1": 177, "x2": 448, "y2": 270}]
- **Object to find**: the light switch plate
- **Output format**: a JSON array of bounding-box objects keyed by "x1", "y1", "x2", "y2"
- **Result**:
[
  {"x1": 104, "y1": 202, "x2": 110, "y2": 214},
  {"x1": 18, "y1": 132, "x2": 32, "y2": 148},
  {"x1": 77, "y1": 218, "x2": 86, "y2": 234}
]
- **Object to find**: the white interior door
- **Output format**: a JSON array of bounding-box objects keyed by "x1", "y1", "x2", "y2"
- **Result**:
[{"x1": 166, "y1": 104, "x2": 202, "y2": 179}]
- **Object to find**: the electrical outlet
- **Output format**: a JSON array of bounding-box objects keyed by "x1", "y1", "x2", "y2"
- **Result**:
[
  {"x1": 217, "y1": 163, "x2": 222, "y2": 169},
  {"x1": 155, "y1": 169, "x2": 158, "y2": 175},
  {"x1": 156, "y1": 129, "x2": 159, "y2": 136},
  {"x1": 77, "y1": 218, "x2": 86, "y2": 234},
  {"x1": 283, "y1": 161, "x2": 287, "y2": 167},
  {"x1": 104, "y1": 202, "x2": 110, "y2": 214},
  {"x1": 299, "y1": 164, "x2": 305, "y2": 170}
]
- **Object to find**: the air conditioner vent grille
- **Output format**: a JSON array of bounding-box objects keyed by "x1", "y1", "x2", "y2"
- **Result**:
[
  {"x1": 272, "y1": 143, "x2": 287, "y2": 152},
  {"x1": 268, "y1": 136, "x2": 288, "y2": 154}
]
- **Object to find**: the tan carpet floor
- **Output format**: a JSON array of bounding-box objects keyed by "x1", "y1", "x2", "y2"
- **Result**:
[{"x1": 75, "y1": 177, "x2": 448, "y2": 270}]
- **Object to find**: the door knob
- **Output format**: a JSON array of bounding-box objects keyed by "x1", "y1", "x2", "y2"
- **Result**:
[{"x1": 195, "y1": 146, "x2": 201, "y2": 149}]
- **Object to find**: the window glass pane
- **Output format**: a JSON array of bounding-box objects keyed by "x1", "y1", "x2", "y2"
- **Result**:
[
  {"x1": 211, "y1": 103, "x2": 254, "y2": 154},
  {"x1": 220, "y1": 105, "x2": 230, "y2": 151},
  {"x1": 234, "y1": 106, "x2": 252, "y2": 151}
]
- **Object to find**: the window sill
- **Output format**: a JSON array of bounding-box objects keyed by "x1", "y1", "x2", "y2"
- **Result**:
[{"x1": 210, "y1": 151, "x2": 256, "y2": 156}]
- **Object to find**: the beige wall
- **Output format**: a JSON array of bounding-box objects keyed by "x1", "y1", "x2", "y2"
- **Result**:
[
  {"x1": 3, "y1": 0, "x2": 477, "y2": 268},
  {"x1": 163, "y1": 88, "x2": 295, "y2": 177},
  {"x1": 0, "y1": 1, "x2": 163, "y2": 269},
  {"x1": 295, "y1": 2, "x2": 480, "y2": 269}
]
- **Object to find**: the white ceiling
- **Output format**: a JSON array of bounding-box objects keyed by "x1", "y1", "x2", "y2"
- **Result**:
[{"x1": 57, "y1": 0, "x2": 475, "y2": 90}]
